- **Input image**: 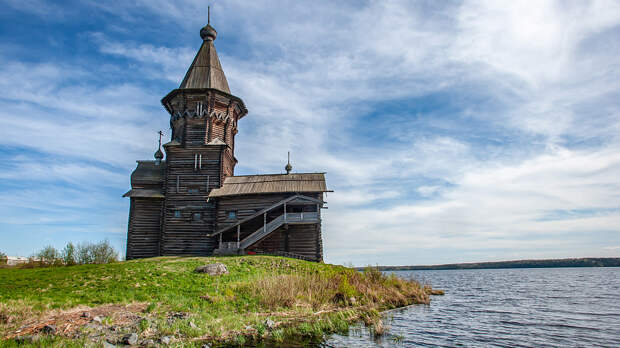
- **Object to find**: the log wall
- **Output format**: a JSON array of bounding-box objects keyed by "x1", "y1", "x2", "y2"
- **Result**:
[
  {"x1": 160, "y1": 145, "x2": 221, "y2": 255},
  {"x1": 126, "y1": 198, "x2": 163, "y2": 259}
]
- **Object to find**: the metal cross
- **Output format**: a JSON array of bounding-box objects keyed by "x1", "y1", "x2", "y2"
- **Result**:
[{"x1": 158, "y1": 130, "x2": 164, "y2": 148}]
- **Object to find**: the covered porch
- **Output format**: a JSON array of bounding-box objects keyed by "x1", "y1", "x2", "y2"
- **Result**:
[{"x1": 210, "y1": 194, "x2": 324, "y2": 258}]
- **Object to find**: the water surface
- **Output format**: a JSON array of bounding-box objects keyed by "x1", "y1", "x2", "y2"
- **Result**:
[{"x1": 325, "y1": 267, "x2": 620, "y2": 347}]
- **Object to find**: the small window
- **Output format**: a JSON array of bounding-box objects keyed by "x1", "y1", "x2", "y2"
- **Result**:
[
  {"x1": 174, "y1": 210, "x2": 181, "y2": 218},
  {"x1": 192, "y1": 213, "x2": 202, "y2": 221},
  {"x1": 227, "y1": 211, "x2": 237, "y2": 220},
  {"x1": 187, "y1": 187, "x2": 199, "y2": 194}
]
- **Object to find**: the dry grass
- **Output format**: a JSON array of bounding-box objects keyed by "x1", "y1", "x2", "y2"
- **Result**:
[{"x1": 248, "y1": 267, "x2": 431, "y2": 311}]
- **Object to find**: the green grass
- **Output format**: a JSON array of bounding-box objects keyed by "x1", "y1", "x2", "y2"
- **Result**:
[{"x1": 0, "y1": 256, "x2": 439, "y2": 347}]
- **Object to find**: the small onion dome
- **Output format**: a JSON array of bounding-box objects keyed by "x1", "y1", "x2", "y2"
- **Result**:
[
  {"x1": 154, "y1": 148, "x2": 164, "y2": 160},
  {"x1": 285, "y1": 162, "x2": 292, "y2": 174},
  {"x1": 200, "y1": 24, "x2": 217, "y2": 41}
]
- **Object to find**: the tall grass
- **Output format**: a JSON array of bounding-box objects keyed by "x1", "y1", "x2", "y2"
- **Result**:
[{"x1": 246, "y1": 266, "x2": 431, "y2": 311}]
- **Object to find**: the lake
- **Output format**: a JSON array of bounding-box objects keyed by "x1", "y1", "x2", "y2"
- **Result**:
[{"x1": 324, "y1": 267, "x2": 620, "y2": 347}]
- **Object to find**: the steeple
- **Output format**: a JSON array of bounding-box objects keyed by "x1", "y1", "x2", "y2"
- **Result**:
[{"x1": 179, "y1": 12, "x2": 231, "y2": 93}]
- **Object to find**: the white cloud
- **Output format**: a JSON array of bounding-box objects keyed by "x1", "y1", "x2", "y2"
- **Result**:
[{"x1": 1, "y1": 0, "x2": 619, "y2": 263}]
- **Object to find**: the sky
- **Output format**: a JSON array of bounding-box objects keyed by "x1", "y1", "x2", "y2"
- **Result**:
[{"x1": 0, "y1": 0, "x2": 619, "y2": 266}]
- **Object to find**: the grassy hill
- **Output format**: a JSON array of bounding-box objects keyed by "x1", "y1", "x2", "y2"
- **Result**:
[{"x1": 0, "y1": 256, "x2": 440, "y2": 347}]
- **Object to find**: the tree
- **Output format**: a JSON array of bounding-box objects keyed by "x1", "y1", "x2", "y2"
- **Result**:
[
  {"x1": 76, "y1": 240, "x2": 118, "y2": 264},
  {"x1": 76, "y1": 242, "x2": 94, "y2": 265},
  {"x1": 62, "y1": 242, "x2": 76, "y2": 266},
  {"x1": 36, "y1": 245, "x2": 60, "y2": 265},
  {"x1": 92, "y1": 240, "x2": 118, "y2": 264},
  {"x1": 0, "y1": 251, "x2": 6, "y2": 265}
]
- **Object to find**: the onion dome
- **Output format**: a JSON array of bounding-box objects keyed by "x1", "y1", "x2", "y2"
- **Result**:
[
  {"x1": 285, "y1": 152, "x2": 292, "y2": 174},
  {"x1": 154, "y1": 148, "x2": 164, "y2": 160},
  {"x1": 200, "y1": 24, "x2": 217, "y2": 41}
]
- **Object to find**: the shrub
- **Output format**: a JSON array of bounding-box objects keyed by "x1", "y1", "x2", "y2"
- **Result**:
[
  {"x1": 62, "y1": 242, "x2": 77, "y2": 266},
  {"x1": 76, "y1": 240, "x2": 118, "y2": 264},
  {"x1": 0, "y1": 251, "x2": 6, "y2": 265},
  {"x1": 91, "y1": 240, "x2": 118, "y2": 264},
  {"x1": 76, "y1": 242, "x2": 94, "y2": 264},
  {"x1": 36, "y1": 245, "x2": 61, "y2": 265}
]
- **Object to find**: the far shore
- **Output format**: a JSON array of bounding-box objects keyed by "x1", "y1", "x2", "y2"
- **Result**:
[{"x1": 360, "y1": 257, "x2": 620, "y2": 271}]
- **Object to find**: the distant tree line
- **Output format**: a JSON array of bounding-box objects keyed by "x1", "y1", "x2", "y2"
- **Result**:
[
  {"x1": 364, "y1": 258, "x2": 620, "y2": 271},
  {"x1": 5, "y1": 240, "x2": 120, "y2": 268}
]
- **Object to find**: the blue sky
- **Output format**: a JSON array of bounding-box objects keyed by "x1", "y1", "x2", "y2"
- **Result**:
[{"x1": 1, "y1": 0, "x2": 619, "y2": 266}]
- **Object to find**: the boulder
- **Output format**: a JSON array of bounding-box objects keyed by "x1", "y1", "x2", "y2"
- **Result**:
[
  {"x1": 41, "y1": 324, "x2": 56, "y2": 334},
  {"x1": 122, "y1": 333, "x2": 138, "y2": 345},
  {"x1": 194, "y1": 263, "x2": 228, "y2": 276}
]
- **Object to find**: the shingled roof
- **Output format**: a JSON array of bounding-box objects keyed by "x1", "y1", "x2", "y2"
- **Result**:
[
  {"x1": 208, "y1": 173, "x2": 330, "y2": 198},
  {"x1": 129, "y1": 161, "x2": 166, "y2": 185},
  {"x1": 179, "y1": 24, "x2": 231, "y2": 93}
]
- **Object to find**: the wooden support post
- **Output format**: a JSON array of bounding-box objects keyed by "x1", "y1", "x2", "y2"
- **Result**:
[
  {"x1": 219, "y1": 233, "x2": 222, "y2": 249},
  {"x1": 263, "y1": 212, "x2": 267, "y2": 234},
  {"x1": 284, "y1": 202, "x2": 287, "y2": 222},
  {"x1": 237, "y1": 225, "x2": 240, "y2": 249}
]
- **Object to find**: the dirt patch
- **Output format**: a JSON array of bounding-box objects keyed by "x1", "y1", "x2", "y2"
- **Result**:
[{"x1": 5, "y1": 303, "x2": 148, "y2": 340}]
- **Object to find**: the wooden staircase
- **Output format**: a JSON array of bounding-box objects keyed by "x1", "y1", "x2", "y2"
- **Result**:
[{"x1": 239, "y1": 212, "x2": 319, "y2": 249}]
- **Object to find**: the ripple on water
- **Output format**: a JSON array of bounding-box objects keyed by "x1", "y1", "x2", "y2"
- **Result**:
[{"x1": 324, "y1": 267, "x2": 620, "y2": 347}]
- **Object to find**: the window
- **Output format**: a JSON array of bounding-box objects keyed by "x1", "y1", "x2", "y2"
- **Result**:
[
  {"x1": 192, "y1": 213, "x2": 202, "y2": 221},
  {"x1": 187, "y1": 186, "x2": 199, "y2": 194},
  {"x1": 174, "y1": 210, "x2": 181, "y2": 218},
  {"x1": 227, "y1": 211, "x2": 237, "y2": 220}
]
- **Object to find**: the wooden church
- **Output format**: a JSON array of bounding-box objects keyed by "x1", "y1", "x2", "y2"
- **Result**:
[{"x1": 123, "y1": 20, "x2": 330, "y2": 262}]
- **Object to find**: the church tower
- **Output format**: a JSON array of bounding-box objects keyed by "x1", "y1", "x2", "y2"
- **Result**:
[{"x1": 158, "y1": 20, "x2": 247, "y2": 255}]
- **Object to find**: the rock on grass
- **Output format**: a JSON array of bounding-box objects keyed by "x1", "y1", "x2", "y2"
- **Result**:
[{"x1": 194, "y1": 263, "x2": 228, "y2": 275}]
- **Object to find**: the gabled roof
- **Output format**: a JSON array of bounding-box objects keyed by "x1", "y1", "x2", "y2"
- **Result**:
[
  {"x1": 179, "y1": 25, "x2": 230, "y2": 93},
  {"x1": 208, "y1": 173, "x2": 330, "y2": 198}
]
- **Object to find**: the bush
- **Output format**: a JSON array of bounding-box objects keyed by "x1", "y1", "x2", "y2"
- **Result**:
[
  {"x1": 28, "y1": 240, "x2": 119, "y2": 267},
  {"x1": 76, "y1": 242, "x2": 94, "y2": 264},
  {"x1": 76, "y1": 240, "x2": 118, "y2": 264},
  {"x1": 36, "y1": 245, "x2": 61, "y2": 265},
  {"x1": 91, "y1": 240, "x2": 118, "y2": 264},
  {"x1": 0, "y1": 251, "x2": 6, "y2": 265},
  {"x1": 62, "y1": 243, "x2": 76, "y2": 266}
]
